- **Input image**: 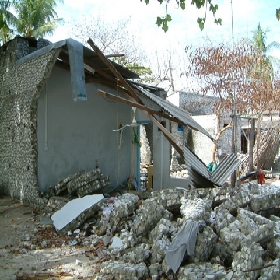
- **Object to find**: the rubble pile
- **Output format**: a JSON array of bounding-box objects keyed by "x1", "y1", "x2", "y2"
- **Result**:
[
  {"x1": 52, "y1": 168, "x2": 110, "y2": 199},
  {"x1": 42, "y1": 179, "x2": 280, "y2": 279}
]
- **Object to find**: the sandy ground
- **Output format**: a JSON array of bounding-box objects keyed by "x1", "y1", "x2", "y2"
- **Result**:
[{"x1": 0, "y1": 195, "x2": 103, "y2": 280}]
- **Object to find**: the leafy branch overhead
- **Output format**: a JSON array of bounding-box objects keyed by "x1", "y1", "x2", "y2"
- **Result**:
[{"x1": 141, "y1": 0, "x2": 222, "y2": 32}]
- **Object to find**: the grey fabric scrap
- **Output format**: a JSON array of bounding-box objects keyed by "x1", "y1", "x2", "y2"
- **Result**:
[{"x1": 166, "y1": 220, "x2": 201, "y2": 273}]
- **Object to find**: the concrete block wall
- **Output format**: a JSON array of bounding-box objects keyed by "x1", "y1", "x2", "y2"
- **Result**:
[
  {"x1": 0, "y1": 38, "x2": 59, "y2": 204},
  {"x1": 169, "y1": 91, "x2": 241, "y2": 166}
]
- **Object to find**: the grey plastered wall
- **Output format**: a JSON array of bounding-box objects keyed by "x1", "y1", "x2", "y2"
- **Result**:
[
  {"x1": 152, "y1": 119, "x2": 171, "y2": 190},
  {"x1": 0, "y1": 39, "x2": 59, "y2": 204},
  {"x1": 37, "y1": 66, "x2": 132, "y2": 192}
]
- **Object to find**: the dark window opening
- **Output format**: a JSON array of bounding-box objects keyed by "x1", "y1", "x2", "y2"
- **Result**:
[
  {"x1": 177, "y1": 124, "x2": 184, "y2": 131},
  {"x1": 29, "y1": 39, "x2": 37, "y2": 48},
  {"x1": 241, "y1": 134, "x2": 248, "y2": 154}
]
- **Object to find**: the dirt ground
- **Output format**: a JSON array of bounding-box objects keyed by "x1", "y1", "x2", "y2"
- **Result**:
[{"x1": 0, "y1": 195, "x2": 103, "y2": 280}]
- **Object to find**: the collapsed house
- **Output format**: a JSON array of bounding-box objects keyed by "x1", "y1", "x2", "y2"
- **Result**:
[
  {"x1": 2, "y1": 37, "x2": 280, "y2": 279},
  {"x1": 0, "y1": 36, "x2": 231, "y2": 205}
]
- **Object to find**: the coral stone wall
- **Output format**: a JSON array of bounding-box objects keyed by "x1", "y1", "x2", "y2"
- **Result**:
[{"x1": 0, "y1": 38, "x2": 59, "y2": 204}]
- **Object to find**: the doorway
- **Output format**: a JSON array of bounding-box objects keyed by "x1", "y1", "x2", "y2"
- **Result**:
[{"x1": 136, "y1": 121, "x2": 153, "y2": 189}]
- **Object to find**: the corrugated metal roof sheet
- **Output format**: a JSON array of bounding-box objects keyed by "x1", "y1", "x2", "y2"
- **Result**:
[
  {"x1": 211, "y1": 154, "x2": 240, "y2": 185},
  {"x1": 132, "y1": 83, "x2": 215, "y2": 141},
  {"x1": 184, "y1": 146, "x2": 240, "y2": 188}
]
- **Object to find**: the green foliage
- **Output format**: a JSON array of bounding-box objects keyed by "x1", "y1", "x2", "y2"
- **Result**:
[
  {"x1": 141, "y1": 0, "x2": 221, "y2": 32},
  {"x1": 0, "y1": 0, "x2": 18, "y2": 44},
  {"x1": 156, "y1": 14, "x2": 172, "y2": 32},
  {"x1": 197, "y1": 17, "x2": 205, "y2": 31},
  {"x1": 0, "y1": 0, "x2": 63, "y2": 45},
  {"x1": 276, "y1": 8, "x2": 280, "y2": 21},
  {"x1": 14, "y1": 0, "x2": 63, "y2": 37}
]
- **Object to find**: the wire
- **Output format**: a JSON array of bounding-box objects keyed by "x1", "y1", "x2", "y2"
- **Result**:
[{"x1": 231, "y1": 0, "x2": 234, "y2": 48}]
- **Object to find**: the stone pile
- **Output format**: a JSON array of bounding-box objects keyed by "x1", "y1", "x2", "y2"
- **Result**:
[
  {"x1": 46, "y1": 180, "x2": 280, "y2": 279},
  {"x1": 49, "y1": 168, "x2": 110, "y2": 199}
]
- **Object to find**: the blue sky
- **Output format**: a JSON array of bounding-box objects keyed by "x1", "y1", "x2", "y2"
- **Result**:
[
  {"x1": 47, "y1": 0, "x2": 280, "y2": 90},
  {"x1": 49, "y1": 0, "x2": 280, "y2": 47}
]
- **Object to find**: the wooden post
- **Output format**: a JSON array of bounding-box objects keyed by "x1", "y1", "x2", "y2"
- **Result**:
[{"x1": 249, "y1": 118, "x2": 255, "y2": 172}]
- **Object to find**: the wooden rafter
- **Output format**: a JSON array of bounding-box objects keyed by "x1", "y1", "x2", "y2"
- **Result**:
[
  {"x1": 87, "y1": 38, "x2": 184, "y2": 158},
  {"x1": 98, "y1": 89, "x2": 187, "y2": 124},
  {"x1": 87, "y1": 38, "x2": 141, "y2": 103}
]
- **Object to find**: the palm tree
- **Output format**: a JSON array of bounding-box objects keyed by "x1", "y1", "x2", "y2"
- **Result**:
[
  {"x1": 0, "y1": 0, "x2": 18, "y2": 44},
  {"x1": 14, "y1": 0, "x2": 63, "y2": 37},
  {"x1": 0, "y1": 0, "x2": 63, "y2": 45}
]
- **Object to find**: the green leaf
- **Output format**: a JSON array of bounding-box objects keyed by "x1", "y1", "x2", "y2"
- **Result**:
[
  {"x1": 156, "y1": 16, "x2": 163, "y2": 26},
  {"x1": 180, "y1": 0, "x2": 185, "y2": 10},
  {"x1": 166, "y1": 14, "x2": 172, "y2": 22},
  {"x1": 197, "y1": 17, "x2": 205, "y2": 30},
  {"x1": 277, "y1": 8, "x2": 280, "y2": 21},
  {"x1": 210, "y1": 4, "x2": 218, "y2": 14},
  {"x1": 215, "y1": 18, "x2": 222, "y2": 25},
  {"x1": 162, "y1": 22, "x2": 169, "y2": 32}
]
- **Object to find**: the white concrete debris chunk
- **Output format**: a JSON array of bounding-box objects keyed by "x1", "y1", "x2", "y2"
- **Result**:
[
  {"x1": 51, "y1": 194, "x2": 103, "y2": 231},
  {"x1": 232, "y1": 243, "x2": 264, "y2": 279},
  {"x1": 95, "y1": 260, "x2": 149, "y2": 280},
  {"x1": 109, "y1": 236, "x2": 123, "y2": 249},
  {"x1": 177, "y1": 262, "x2": 227, "y2": 280},
  {"x1": 180, "y1": 198, "x2": 211, "y2": 221}
]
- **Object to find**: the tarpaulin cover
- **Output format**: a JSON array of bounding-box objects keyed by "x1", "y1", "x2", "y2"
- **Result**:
[{"x1": 66, "y1": 38, "x2": 87, "y2": 101}]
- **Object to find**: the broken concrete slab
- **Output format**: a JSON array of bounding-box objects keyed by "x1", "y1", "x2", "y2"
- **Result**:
[
  {"x1": 180, "y1": 197, "x2": 212, "y2": 221},
  {"x1": 54, "y1": 170, "x2": 85, "y2": 195},
  {"x1": 47, "y1": 196, "x2": 69, "y2": 211},
  {"x1": 51, "y1": 194, "x2": 104, "y2": 234},
  {"x1": 67, "y1": 169, "x2": 104, "y2": 194},
  {"x1": 250, "y1": 184, "x2": 280, "y2": 213},
  {"x1": 120, "y1": 243, "x2": 151, "y2": 264},
  {"x1": 237, "y1": 208, "x2": 275, "y2": 244},
  {"x1": 258, "y1": 258, "x2": 280, "y2": 279},
  {"x1": 176, "y1": 262, "x2": 227, "y2": 280},
  {"x1": 109, "y1": 193, "x2": 139, "y2": 226},
  {"x1": 219, "y1": 208, "x2": 275, "y2": 252},
  {"x1": 149, "y1": 218, "x2": 178, "y2": 264},
  {"x1": 232, "y1": 243, "x2": 264, "y2": 279},
  {"x1": 131, "y1": 198, "x2": 173, "y2": 239},
  {"x1": 95, "y1": 260, "x2": 149, "y2": 280},
  {"x1": 189, "y1": 225, "x2": 218, "y2": 263},
  {"x1": 76, "y1": 178, "x2": 109, "y2": 198},
  {"x1": 53, "y1": 169, "x2": 110, "y2": 198}
]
